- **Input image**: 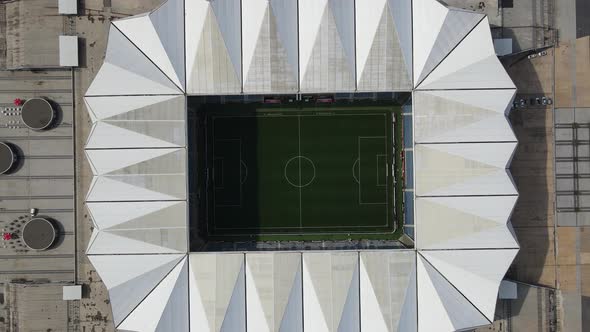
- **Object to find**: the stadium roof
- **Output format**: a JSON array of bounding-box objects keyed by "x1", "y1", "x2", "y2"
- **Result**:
[{"x1": 83, "y1": 0, "x2": 519, "y2": 331}]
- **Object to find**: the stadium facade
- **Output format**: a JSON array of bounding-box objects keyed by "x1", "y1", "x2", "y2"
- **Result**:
[{"x1": 83, "y1": 0, "x2": 520, "y2": 331}]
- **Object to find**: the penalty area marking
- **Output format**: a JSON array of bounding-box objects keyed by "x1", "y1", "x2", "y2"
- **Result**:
[{"x1": 358, "y1": 136, "x2": 388, "y2": 205}]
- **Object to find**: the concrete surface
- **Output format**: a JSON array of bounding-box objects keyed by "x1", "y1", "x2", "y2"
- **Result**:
[
  {"x1": 0, "y1": 67, "x2": 76, "y2": 328},
  {"x1": 443, "y1": 0, "x2": 501, "y2": 26},
  {"x1": 497, "y1": 0, "x2": 555, "y2": 52},
  {"x1": 550, "y1": 20, "x2": 590, "y2": 328},
  {"x1": 535, "y1": 0, "x2": 590, "y2": 328},
  {"x1": 475, "y1": 282, "x2": 557, "y2": 332},
  {"x1": 505, "y1": 47, "x2": 556, "y2": 289},
  {"x1": 6, "y1": 282, "x2": 75, "y2": 332},
  {"x1": 5, "y1": 0, "x2": 75, "y2": 69}
]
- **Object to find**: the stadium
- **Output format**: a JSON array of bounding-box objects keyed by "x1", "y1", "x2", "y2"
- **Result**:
[{"x1": 83, "y1": 0, "x2": 520, "y2": 331}]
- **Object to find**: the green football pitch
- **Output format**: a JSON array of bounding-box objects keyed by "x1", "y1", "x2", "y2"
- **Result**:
[{"x1": 200, "y1": 104, "x2": 400, "y2": 239}]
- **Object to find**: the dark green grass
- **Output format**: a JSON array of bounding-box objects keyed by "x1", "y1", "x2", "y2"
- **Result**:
[{"x1": 201, "y1": 103, "x2": 402, "y2": 240}]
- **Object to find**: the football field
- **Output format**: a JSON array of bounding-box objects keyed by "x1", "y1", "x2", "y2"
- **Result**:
[{"x1": 201, "y1": 105, "x2": 399, "y2": 238}]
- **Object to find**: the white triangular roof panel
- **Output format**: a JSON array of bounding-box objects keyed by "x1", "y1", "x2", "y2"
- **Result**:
[
  {"x1": 185, "y1": 0, "x2": 242, "y2": 94},
  {"x1": 86, "y1": 25, "x2": 181, "y2": 96},
  {"x1": 85, "y1": 95, "x2": 183, "y2": 121},
  {"x1": 246, "y1": 253, "x2": 302, "y2": 332},
  {"x1": 242, "y1": 0, "x2": 270, "y2": 76},
  {"x1": 417, "y1": 255, "x2": 490, "y2": 332},
  {"x1": 86, "y1": 122, "x2": 184, "y2": 149},
  {"x1": 356, "y1": 0, "x2": 411, "y2": 91},
  {"x1": 412, "y1": 0, "x2": 448, "y2": 85},
  {"x1": 118, "y1": 257, "x2": 189, "y2": 332},
  {"x1": 270, "y1": 0, "x2": 300, "y2": 79},
  {"x1": 86, "y1": 176, "x2": 185, "y2": 202},
  {"x1": 298, "y1": 0, "x2": 328, "y2": 77},
  {"x1": 242, "y1": 0, "x2": 299, "y2": 93},
  {"x1": 280, "y1": 262, "x2": 303, "y2": 332},
  {"x1": 86, "y1": 148, "x2": 181, "y2": 175},
  {"x1": 414, "y1": 89, "x2": 517, "y2": 143},
  {"x1": 210, "y1": 0, "x2": 242, "y2": 82},
  {"x1": 85, "y1": 148, "x2": 186, "y2": 202},
  {"x1": 84, "y1": 94, "x2": 185, "y2": 149},
  {"x1": 88, "y1": 254, "x2": 184, "y2": 326},
  {"x1": 418, "y1": 18, "x2": 516, "y2": 90},
  {"x1": 87, "y1": 201, "x2": 185, "y2": 229},
  {"x1": 338, "y1": 262, "x2": 360, "y2": 332},
  {"x1": 416, "y1": 196, "x2": 519, "y2": 250},
  {"x1": 189, "y1": 253, "x2": 246, "y2": 332},
  {"x1": 425, "y1": 89, "x2": 517, "y2": 115},
  {"x1": 87, "y1": 228, "x2": 99, "y2": 251},
  {"x1": 185, "y1": 0, "x2": 210, "y2": 82},
  {"x1": 114, "y1": 14, "x2": 183, "y2": 90},
  {"x1": 388, "y1": 0, "x2": 413, "y2": 79},
  {"x1": 416, "y1": 8, "x2": 484, "y2": 85},
  {"x1": 303, "y1": 252, "x2": 359, "y2": 332},
  {"x1": 355, "y1": 0, "x2": 386, "y2": 76},
  {"x1": 329, "y1": 0, "x2": 355, "y2": 75},
  {"x1": 421, "y1": 250, "x2": 518, "y2": 322},
  {"x1": 423, "y1": 141, "x2": 515, "y2": 169},
  {"x1": 86, "y1": 230, "x2": 184, "y2": 255},
  {"x1": 360, "y1": 251, "x2": 416, "y2": 332},
  {"x1": 246, "y1": 266, "x2": 270, "y2": 332},
  {"x1": 85, "y1": 200, "x2": 187, "y2": 254},
  {"x1": 415, "y1": 143, "x2": 518, "y2": 196},
  {"x1": 299, "y1": 0, "x2": 356, "y2": 92},
  {"x1": 150, "y1": 0, "x2": 186, "y2": 90},
  {"x1": 398, "y1": 266, "x2": 417, "y2": 332},
  {"x1": 86, "y1": 62, "x2": 179, "y2": 96},
  {"x1": 302, "y1": 256, "x2": 330, "y2": 332}
]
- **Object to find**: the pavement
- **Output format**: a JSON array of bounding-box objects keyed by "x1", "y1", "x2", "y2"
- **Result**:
[
  {"x1": 475, "y1": 282, "x2": 557, "y2": 332},
  {"x1": 442, "y1": 0, "x2": 501, "y2": 26},
  {"x1": 0, "y1": 69, "x2": 76, "y2": 328},
  {"x1": 498, "y1": 0, "x2": 555, "y2": 52},
  {"x1": 503, "y1": 45, "x2": 556, "y2": 289},
  {"x1": 551, "y1": 0, "x2": 590, "y2": 329},
  {"x1": 552, "y1": 36, "x2": 590, "y2": 332}
]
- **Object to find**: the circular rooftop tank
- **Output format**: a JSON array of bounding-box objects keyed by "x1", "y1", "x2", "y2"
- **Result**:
[
  {"x1": 21, "y1": 98, "x2": 54, "y2": 130},
  {"x1": 0, "y1": 142, "x2": 15, "y2": 175},
  {"x1": 22, "y1": 218, "x2": 56, "y2": 251}
]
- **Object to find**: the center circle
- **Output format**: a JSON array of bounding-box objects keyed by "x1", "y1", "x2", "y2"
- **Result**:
[{"x1": 284, "y1": 156, "x2": 316, "y2": 188}]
